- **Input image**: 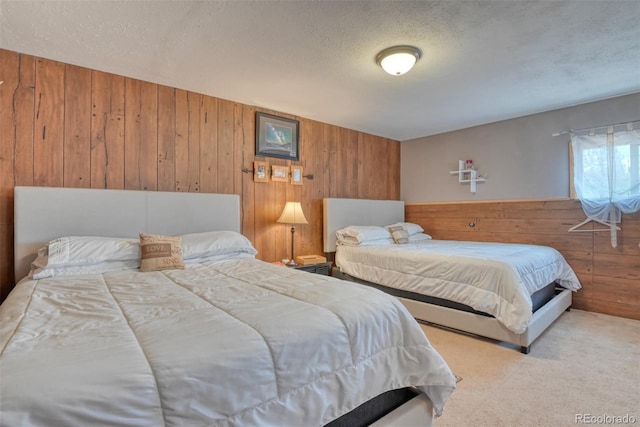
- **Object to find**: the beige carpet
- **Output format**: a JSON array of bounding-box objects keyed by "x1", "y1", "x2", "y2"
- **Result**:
[{"x1": 420, "y1": 309, "x2": 640, "y2": 427}]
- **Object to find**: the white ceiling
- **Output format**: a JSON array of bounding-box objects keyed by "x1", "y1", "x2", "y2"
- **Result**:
[{"x1": 1, "y1": 0, "x2": 639, "y2": 141}]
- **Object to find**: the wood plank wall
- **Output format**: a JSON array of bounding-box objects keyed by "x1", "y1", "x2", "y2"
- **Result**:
[
  {"x1": 0, "y1": 48, "x2": 400, "y2": 300},
  {"x1": 406, "y1": 199, "x2": 640, "y2": 320}
]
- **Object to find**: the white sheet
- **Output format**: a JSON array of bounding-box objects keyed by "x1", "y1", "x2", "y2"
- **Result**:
[
  {"x1": 0, "y1": 258, "x2": 455, "y2": 426},
  {"x1": 336, "y1": 240, "x2": 581, "y2": 334}
]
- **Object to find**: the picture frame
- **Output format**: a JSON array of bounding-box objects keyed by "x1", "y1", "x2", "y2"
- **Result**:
[
  {"x1": 291, "y1": 165, "x2": 303, "y2": 185},
  {"x1": 256, "y1": 112, "x2": 299, "y2": 161},
  {"x1": 253, "y1": 161, "x2": 269, "y2": 183},
  {"x1": 271, "y1": 165, "x2": 289, "y2": 182}
]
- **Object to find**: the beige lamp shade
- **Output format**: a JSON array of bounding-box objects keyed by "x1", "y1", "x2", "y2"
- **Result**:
[{"x1": 277, "y1": 202, "x2": 308, "y2": 224}]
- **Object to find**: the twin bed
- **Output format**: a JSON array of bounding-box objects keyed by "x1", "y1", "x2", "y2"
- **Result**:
[
  {"x1": 323, "y1": 198, "x2": 581, "y2": 354},
  {"x1": 1, "y1": 187, "x2": 456, "y2": 427}
]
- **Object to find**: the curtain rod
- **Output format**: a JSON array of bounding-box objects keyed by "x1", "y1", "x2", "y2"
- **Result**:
[{"x1": 552, "y1": 119, "x2": 640, "y2": 137}]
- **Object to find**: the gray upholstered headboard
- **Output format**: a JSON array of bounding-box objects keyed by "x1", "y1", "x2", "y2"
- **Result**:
[
  {"x1": 14, "y1": 186, "x2": 241, "y2": 282},
  {"x1": 323, "y1": 198, "x2": 405, "y2": 253}
]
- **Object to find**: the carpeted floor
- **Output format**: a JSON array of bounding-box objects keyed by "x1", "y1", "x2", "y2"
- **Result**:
[{"x1": 420, "y1": 309, "x2": 640, "y2": 427}]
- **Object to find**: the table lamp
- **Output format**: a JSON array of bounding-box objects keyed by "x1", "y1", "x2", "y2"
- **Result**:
[{"x1": 277, "y1": 202, "x2": 308, "y2": 266}]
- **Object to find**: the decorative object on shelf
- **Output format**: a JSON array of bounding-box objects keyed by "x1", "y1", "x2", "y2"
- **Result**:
[
  {"x1": 271, "y1": 165, "x2": 289, "y2": 182},
  {"x1": 291, "y1": 165, "x2": 303, "y2": 185},
  {"x1": 255, "y1": 112, "x2": 299, "y2": 161},
  {"x1": 376, "y1": 45, "x2": 422, "y2": 76},
  {"x1": 253, "y1": 161, "x2": 269, "y2": 183},
  {"x1": 277, "y1": 202, "x2": 309, "y2": 267},
  {"x1": 449, "y1": 160, "x2": 487, "y2": 193}
]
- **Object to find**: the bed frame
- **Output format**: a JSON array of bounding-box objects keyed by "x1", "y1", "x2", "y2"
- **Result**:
[
  {"x1": 323, "y1": 197, "x2": 573, "y2": 354},
  {"x1": 13, "y1": 187, "x2": 435, "y2": 427}
]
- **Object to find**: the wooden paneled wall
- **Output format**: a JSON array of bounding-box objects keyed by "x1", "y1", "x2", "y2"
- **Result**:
[
  {"x1": 0, "y1": 48, "x2": 400, "y2": 300},
  {"x1": 406, "y1": 199, "x2": 640, "y2": 320}
]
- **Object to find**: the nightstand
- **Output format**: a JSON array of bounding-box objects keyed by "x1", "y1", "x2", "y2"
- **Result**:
[{"x1": 292, "y1": 262, "x2": 331, "y2": 276}]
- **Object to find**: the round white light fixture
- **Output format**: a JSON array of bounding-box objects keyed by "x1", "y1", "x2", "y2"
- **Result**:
[{"x1": 376, "y1": 45, "x2": 422, "y2": 76}]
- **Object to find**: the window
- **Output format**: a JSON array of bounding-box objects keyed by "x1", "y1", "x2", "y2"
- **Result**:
[{"x1": 572, "y1": 131, "x2": 640, "y2": 201}]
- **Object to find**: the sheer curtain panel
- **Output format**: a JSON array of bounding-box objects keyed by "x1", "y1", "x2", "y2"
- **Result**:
[{"x1": 571, "y1": 122, "x2": 640, "y2": 247}]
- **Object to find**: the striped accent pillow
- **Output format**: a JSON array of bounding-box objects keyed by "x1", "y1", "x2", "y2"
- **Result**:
[{"x1": 387, "y1": 225, "x2": 409, "y2": 244}]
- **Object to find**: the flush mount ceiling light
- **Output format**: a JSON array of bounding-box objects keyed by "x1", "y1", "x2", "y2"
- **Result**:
[{"x1": 376, "y1": 45, "x2": 422, "y2": 76}]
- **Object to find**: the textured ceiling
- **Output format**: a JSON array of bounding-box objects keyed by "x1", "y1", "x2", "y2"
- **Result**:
[{"x1": 1, "y1": 0, "x2": 639, "y2": 141}]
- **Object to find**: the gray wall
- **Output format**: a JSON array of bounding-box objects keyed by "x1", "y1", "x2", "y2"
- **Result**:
[{"x1": 401, "y1": 93, "x2": 640, "y2": 203}]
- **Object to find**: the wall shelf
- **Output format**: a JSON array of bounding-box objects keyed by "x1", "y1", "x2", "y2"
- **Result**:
[{"x1": 450, "y1": 160, "x2": 486, "y2": 193}]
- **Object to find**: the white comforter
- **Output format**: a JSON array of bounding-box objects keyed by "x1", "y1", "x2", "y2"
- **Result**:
[
  {"x1": 0, "y1": 258, "x2": 455, "y2": 427},
  {"x1": 336, "y1": 240, "x2": 581, "y2": 334}
]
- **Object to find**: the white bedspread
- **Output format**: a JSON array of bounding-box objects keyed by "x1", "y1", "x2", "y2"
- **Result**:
[
  {"x1": 336, "y1": 240, "x2": 581, "y2": 334},
  {"x1": 0, "y1": 258, "x2": 455, "y2": 427}
]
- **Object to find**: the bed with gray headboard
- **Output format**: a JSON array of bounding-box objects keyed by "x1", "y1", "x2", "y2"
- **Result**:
[
  {"x1": 4, "y1": 186, "x2": 457, "y2": 427},
  {"x1": 13, "y1": 186, "x2": 241, "y2": 282},
  {"x1": 323, "y1": 197, "x2": 577, "y2": 354}
]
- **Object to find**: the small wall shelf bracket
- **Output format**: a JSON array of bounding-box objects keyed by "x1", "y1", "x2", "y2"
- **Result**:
[{"x1": 449, "y1": 160, "x2": 486, "y2": 193}]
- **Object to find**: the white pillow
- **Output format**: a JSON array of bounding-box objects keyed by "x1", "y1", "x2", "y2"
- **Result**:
[
  {"x1": 180, "y1": 231, "x2": 257, "y2": 260},
  {"x1": 385, "y1": 222, "x2": 424, "y2": 236},
  {"x1": 29, "y1": 236, "x2": 141, "y2": 279},
  {"x1": 184, "y1": 252, "x2": 257, "y2": 264},
  {"x1": 30, "y1": 260, "x2": 140, "y2": 279},
  {"x1": 33, "y1": 236, "x2": 140, "y2": 268},
  {"x1": 335, "y1": 226, "x2": 392, "y2": 246},
  {"x1": 337, "y1": 237, "x2": 394, "y2": 247},
  {"x1": 408, "y1": 233, "x2": 433, "y2": 242}
]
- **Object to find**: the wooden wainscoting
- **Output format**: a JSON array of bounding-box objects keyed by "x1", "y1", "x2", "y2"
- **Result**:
[
  {"x1": 406, "y1": 199, "x2": 639, "y2": 320},
  {"x1": 0, "y1": 48, "x2": 400, "y2": 301}
]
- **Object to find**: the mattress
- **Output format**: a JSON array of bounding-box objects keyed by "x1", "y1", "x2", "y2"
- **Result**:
[
  {"x1": 335, "y1": 239, "x2": 581, "y2": 334},
  {"x1": 0, "y1": 258, "x2": 455, "y2": 426}
]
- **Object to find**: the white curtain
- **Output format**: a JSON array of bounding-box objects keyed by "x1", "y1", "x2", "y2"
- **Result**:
[{"x1": 571, "y1": 123, "x2": 640, "y2": 247}]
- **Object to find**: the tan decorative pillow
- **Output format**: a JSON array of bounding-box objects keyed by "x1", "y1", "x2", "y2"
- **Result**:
[
  {"x1": 139, "y1": 233, "x2": 185, "y2": 272},
  {"x1": 388, "y1": 225, "x2": 409, "y2": 244}
]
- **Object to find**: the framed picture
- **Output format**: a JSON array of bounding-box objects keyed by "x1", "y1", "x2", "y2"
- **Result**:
[
  {"x1": 291, "y1": 165, "x2": 303, "y2": 185},
  {"x1": 271, "y1": 165, "x2": 289, "y2": 182},
  {"x1": 253, "y1": 161, "x2": 269, "y2": 183},
  {"x1": 255, "y1": 112, "x2": 299, "y2": 161}
]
